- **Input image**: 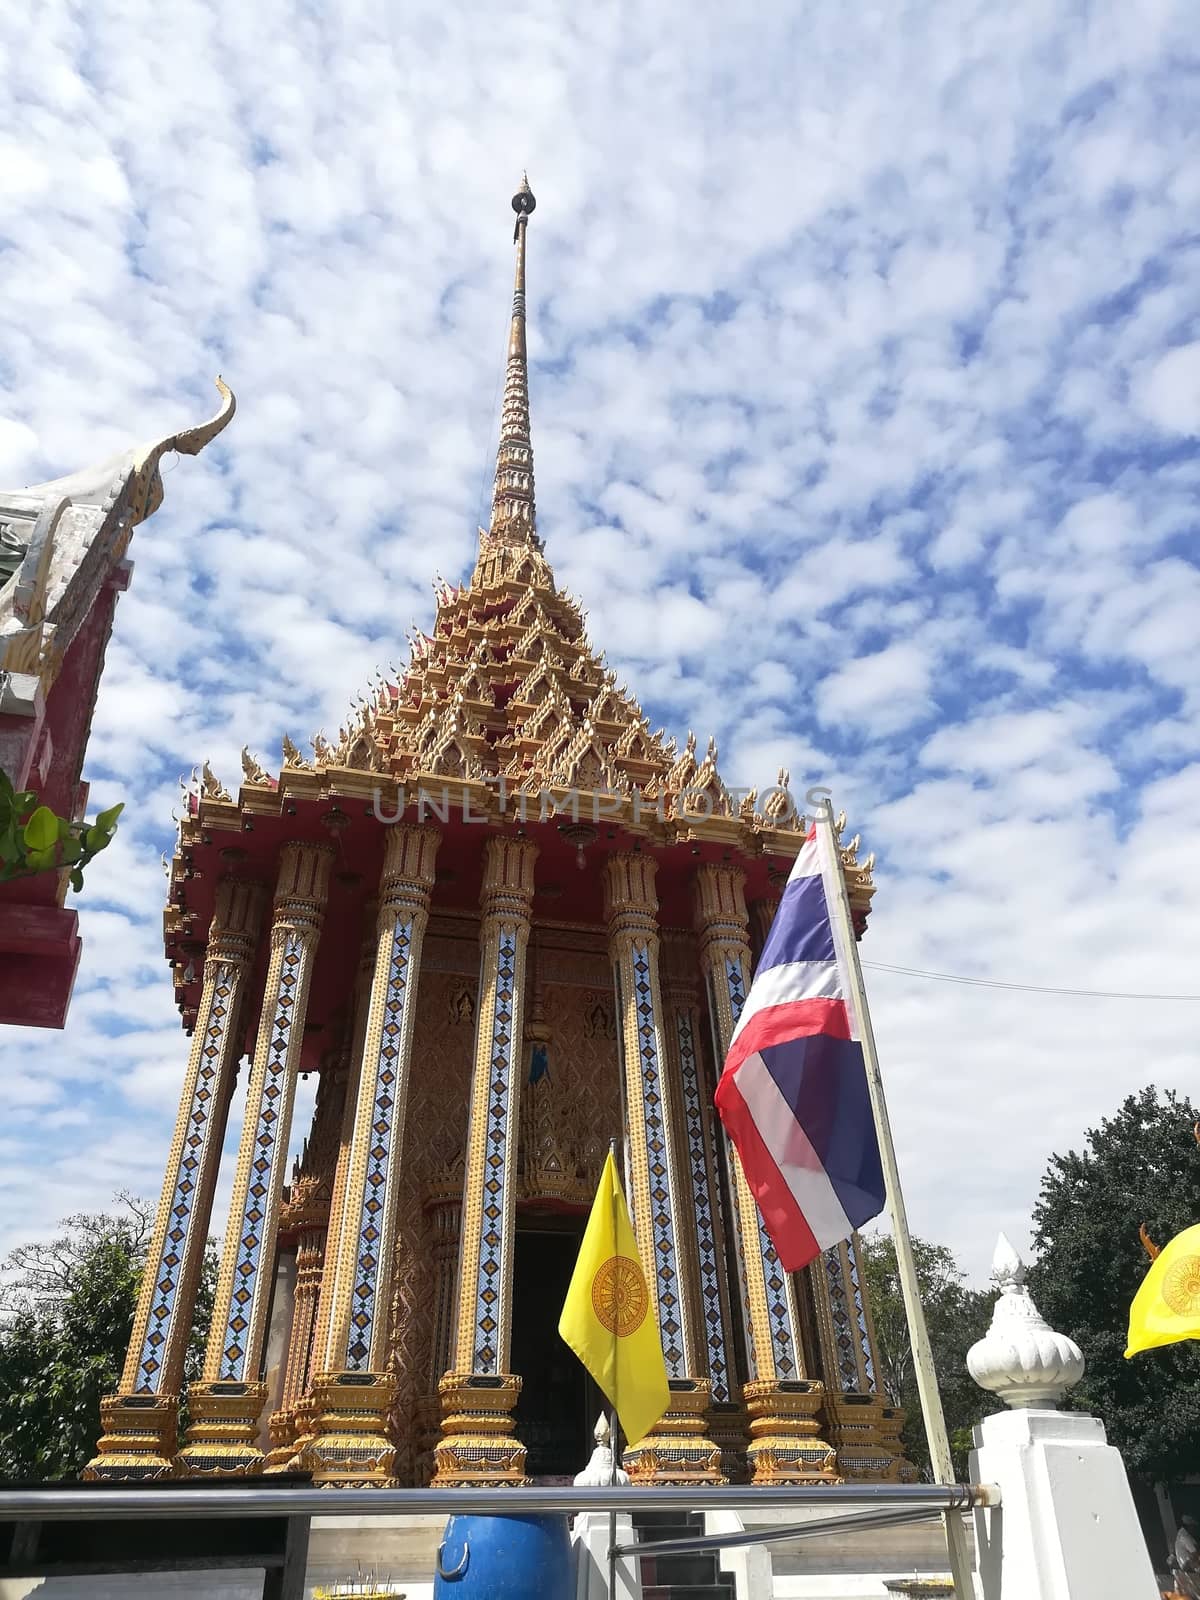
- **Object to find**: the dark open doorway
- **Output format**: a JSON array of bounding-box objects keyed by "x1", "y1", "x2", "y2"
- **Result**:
[{"x1": 511, "y1": 1220, "x2": 597, "y2": 1479}]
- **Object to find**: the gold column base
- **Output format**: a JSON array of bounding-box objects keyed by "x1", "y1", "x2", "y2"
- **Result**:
[
  {"x1": 262, "y1": 1404, "x2": 299, "y2": 1474},
  {"x1": 176, "y1": 1380, "x2": 268, "y2": 1477},
  {"x1": 432, "y1": 1372, "x2": 527, "y2": 1486},
  {"x1": 414, "y1": 1393, "x2": 442, "y2": 1487},
  {"x1": 825, "y1": 1392, "x2": 899, "y2": 1481},
  {"x1": 302, "y1": 1371, "x2": 398, "y2": 1486},
  {"x1": 284, "y1": 1392, "x2": 320, "y2": 1473},
  {"x1": 84, "y1": 1393, "x2": 179, "y2": 1481},
  {"x1": 877, "y1": 1403, "x2": 920, "y2": 1483},
  {"x1": 623, "y1": 1378, "x2": 725, "y2": 1485},
  {"x1": 708, "y1": 1399, "x2": 750, "y2": 1484},
  {"x1": 744, "y1": 1378, "x2": 839, "y2": 1485}
]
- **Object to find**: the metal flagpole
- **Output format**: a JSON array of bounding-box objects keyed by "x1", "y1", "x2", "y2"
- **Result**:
[{"x1": 818, "y1": 799, "x2": 975, "y2": 1598}]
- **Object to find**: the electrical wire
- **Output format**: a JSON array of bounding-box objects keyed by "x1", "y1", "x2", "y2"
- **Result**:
[{"x1": 860, "y1": 960, "x2": 1200, "y2": 1002}]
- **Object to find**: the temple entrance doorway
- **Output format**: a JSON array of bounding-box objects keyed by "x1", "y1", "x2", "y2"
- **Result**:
[{"x1": 512, "y1": 1216, "x2": 597, "y2": 1480}]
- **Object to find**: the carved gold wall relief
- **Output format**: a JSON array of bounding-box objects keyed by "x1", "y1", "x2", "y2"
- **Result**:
[
  {"x1": 517, "y1": 980, "x2": 622, "y2": 1206},
  {"x1": 387, "y1": 966, "x2": 475, "y2": 1483}
]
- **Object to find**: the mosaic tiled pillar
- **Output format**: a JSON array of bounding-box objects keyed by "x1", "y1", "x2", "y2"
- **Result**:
[
  {"x1": 262, "y1": 1047, "x2": 349, "y2": 1472},
  {"x1": 810, "y1": 1235, "x2": 916, "y2": 1481},
  {"x1": 305, "y1": 824, "x2": 440, "y2": 1486},
  {"x1": 86, "y1": 878, "x2": 266, "y2": 1481},
  {"x1": 660, "y1": 929, "x2": 746, "y2": 1482},
  {"x1": 604, "y1": 853, "x2": 721, "y2": 1484},
  {"x1": 178, "y1": 841, "x2": 334, "y2": 1476},
  {"x1": 435, "y1": 835, "x2": 537, "y2": 1487},
  {"x1": 297, "y1": 906, "x2": 379, "y2": 1469},
  {"x1": 693, "y1": 863, "x2": 837, "y2": 1485}
]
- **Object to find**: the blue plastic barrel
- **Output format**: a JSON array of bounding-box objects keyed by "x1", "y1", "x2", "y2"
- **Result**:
[{"x1": 433, "y1": 1512, "x2": 572, "y2": 1598}]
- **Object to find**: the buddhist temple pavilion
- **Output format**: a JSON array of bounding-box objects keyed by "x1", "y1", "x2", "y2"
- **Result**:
[{"x1": 89, "y1": 180, "x2": 909, "y2": 1491}]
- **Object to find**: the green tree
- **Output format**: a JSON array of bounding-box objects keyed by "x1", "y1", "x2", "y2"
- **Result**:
[
  {"x1": 858, "y1": 1232, "x2": 998, "y2": 1479},
  {"x1": 0, "y1": 1195, "x2": 216, "y2": 1481},
  {"x1": 1027, "y1": 1084, "x2": 1200, "y2": 1484},
  {"x1": 0, "y1": 766, "x2": 121, "y2": 891}
]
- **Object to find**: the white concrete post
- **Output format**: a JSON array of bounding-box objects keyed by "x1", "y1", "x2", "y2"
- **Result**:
[
  {"x1": 967, "y1": 1234, "x2": 1159, "y2": 1600},
  {"x1": 571, "y1": 1415, "x2": 641, "y2": 1600},
  {"x1": 703, "y1": 1509, "x2": 772, "y2": 1598}
]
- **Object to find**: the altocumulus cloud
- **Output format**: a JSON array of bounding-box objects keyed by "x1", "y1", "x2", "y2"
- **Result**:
[{"x1": 0, "y1": 0, "x2": 1198, "y2": 1277}]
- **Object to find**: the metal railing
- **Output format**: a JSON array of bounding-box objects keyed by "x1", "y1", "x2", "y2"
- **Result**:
[
  {"x1": 0, "y1": 1480, "x2": 999, "y2": 1520},
  {"x1": 0, "y1": 1481, "x2": 998, "y2": 1600},
  {"x1": 611, "y1": 1498, "x2": 982, "y2": 1560}
]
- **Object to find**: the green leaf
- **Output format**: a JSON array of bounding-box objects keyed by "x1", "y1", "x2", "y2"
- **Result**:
[
  {"x1": 25, "y1": 845, "x2": 58, "y2": 872},
  {"x1": 23, "y1": 807, "x2": 58, "y2": 852},
  {"x1": 0, "y1": 826, "x2": 18, "y2": 865},
  {"x1": 95, "y1": 803, "x2": 124, "y2": 832},
  {"x1": 0, "y1": 767, "x2": 12, "y2": 799},
  {"x1": 59, "y1": 837, "x2": 81, "y2": 865},
  {"x1": 69, "y1": 866, "x2": 85, "y2": 893}
]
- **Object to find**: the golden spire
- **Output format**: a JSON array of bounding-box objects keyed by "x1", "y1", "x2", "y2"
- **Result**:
[{"x1": 488, "y1": 174, "x2": 540, "y2": 549}]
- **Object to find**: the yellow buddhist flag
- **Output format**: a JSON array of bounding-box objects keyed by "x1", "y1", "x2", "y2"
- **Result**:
[
  {"x1": 1126, "y1": 1221, "x2": 1200, "y2": 1357},
  {"x1": 558, "y1": 1149, "x2": 670, "y2": 1447}
]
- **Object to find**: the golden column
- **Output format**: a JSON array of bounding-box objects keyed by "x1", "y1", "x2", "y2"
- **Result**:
[
  {"x1": 748, "y1": 892, "x2": 780, "y2": 962},
  {"x1": 692, "y1": 863, "x2": 837, "y2": 1485},
  {"x1": 304, "y1": 824, "x2": 440, "y2": 1485},
  {"x1": 659, "y1": 929, "x2": 746, "y2": 1482},
  {"x1": 262, "y1": 1042, "x2": 351, "y2": 1472},
  {"x1": 86, "y1": 878, "x2": 266, "y2": 1480},
  {"x1": 604, "y1": 853, "x2": 722, "y2": 1484},
  {"x1": 435, "y1": 834, "x2": 538, "y2": 1487},
  {"x1": 287, "y1": 907, "x2": 379, "y2": 1471},
  {"x1": 809, "y1": 1235, "x2": 914, "y2": 1480},
  {"x1": 178, "y1": 841, "x2": 335, "y2": 1476}
]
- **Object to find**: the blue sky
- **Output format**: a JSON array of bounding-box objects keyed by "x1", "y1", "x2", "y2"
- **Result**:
[{"x1": 1, "y1": 0, "x2": 1199, "y2": 1281}]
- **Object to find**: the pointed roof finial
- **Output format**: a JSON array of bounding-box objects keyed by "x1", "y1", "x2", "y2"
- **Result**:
[{"x1": 488, "y1": 175, "x2": 540, "y2": 551}]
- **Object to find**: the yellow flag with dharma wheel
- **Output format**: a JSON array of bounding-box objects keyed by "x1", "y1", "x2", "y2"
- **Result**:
[
  {"x1": 1126, "y1": 1221, "x2": 1200, "y2": 1357},
  {"x1": 558, "y1": 1149, "x2": 670, "y2": 1447}
]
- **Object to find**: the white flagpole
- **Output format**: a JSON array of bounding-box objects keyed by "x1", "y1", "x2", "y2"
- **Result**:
[{"x1": 818, "y1": 800, "x2": 974, "y2": 1597}]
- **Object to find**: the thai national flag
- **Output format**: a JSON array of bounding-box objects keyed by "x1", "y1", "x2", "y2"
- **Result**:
[{"x1": 715, "y1": 820, "x2": 886, "y2": 1270}]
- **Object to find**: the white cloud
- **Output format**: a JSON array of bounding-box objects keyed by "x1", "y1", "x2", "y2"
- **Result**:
[
  {"x1": 820, "y1": 643, "x2": 935, "y2": 735},
  {"x1": 1135, "y1": 341, "x2": 1200, "y2": 435}
]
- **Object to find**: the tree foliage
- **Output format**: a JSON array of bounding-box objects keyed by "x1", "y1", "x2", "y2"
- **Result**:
[
  {"x1": 1028, "y1": 1083, "x2": 1200, "y2": 1483},
  {"x1": 858, "y1": 1232, "x2": 998, "y2": 1479},
  {"x1": 0, "y1": 765, "x2": 122, "y2": 891},
  {"x1": 0, "y1": 1194, "x2": 215, "y2": 1482}
]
